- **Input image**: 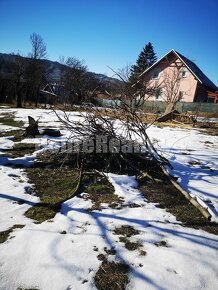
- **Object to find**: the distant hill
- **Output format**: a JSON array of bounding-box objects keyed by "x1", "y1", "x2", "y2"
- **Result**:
[{"x1": 0, "y1": 52, "x2": 121, "y2": 90}]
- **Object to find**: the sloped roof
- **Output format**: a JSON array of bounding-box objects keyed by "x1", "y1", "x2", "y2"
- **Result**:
[{"x1": 141, "y1": 49, "x2": 218, "y2": 91}]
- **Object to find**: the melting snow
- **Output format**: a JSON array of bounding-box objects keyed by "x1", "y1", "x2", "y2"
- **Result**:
[{"x1": 0, "y1": 107, "x2": 218, "y2": 289}]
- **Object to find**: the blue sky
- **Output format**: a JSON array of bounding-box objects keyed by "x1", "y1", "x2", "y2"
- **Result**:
[{"x1": 0, "y1": 0, "x2": 218, "y2": 84}]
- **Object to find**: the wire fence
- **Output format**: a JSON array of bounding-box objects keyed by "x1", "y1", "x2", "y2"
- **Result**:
[{"x1": 93, "y1": 98, "x2": 218, "y2": 114}]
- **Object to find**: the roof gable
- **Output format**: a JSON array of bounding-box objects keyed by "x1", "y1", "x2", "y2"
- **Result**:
[{"x1": 141, "y1": 49, "x2": 218, "y2": 91}]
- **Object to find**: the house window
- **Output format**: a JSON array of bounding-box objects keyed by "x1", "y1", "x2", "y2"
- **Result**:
[
  {"x1": 207, "y1": 97, "x2": 214, "y2": 103},
  {"x1": 180, "y1": 69, "x2": 188, "y2": 78},
  {"x1": 153, "y1": 68, "x2": 161, "y2": 79}
]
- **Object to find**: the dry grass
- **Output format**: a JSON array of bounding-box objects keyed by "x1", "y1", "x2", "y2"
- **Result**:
[
  {"x1": 1, "y1": 143, "x2": 37, "y2": 158},
  {"x1": 139, "y1": 177, "x2": 218, "y2": 235},
  {"x1": 0, "y1": 129, "x2": 24, "y2": 141},
  {"x1": 113, "y1": 225, "x2": 142, "y2": 251},
  {"x1": 94, "y1": 260, "x2": 129, "y2": 290},
  {"x1": 83, "y1": 175, "x2": 123, "y2": 211},
  {"x1": 24, "y1": 167, "x2": 79, "y2": 223},
  {"x1": 0, "y1": 112, "x2": 24, "y2": 127},
  {"x1": 113, "y1": 225, "x2": 139, "y2": 237}
]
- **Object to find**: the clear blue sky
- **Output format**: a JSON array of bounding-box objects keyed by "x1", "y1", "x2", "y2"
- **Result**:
[{"x1": 0, "y1": 0, "x2": 218, "y2": 84}]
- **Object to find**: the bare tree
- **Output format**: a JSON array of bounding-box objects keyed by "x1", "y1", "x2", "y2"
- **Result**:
[
  {"x1": 10, "y1": 53, "x2": 27, "y2": 107},
  {"x1": 61, "y1": 57, "x2": 89, "y2": 106},
  {"x1": 30, "y1": 33, "x2": 47, "y2": 60},
  {"x1": 158, "y1": 67, "x2": 191, "y2": 114},
  {"x1": 26, "y1": 33, "x2": 48, "y2": 107}
]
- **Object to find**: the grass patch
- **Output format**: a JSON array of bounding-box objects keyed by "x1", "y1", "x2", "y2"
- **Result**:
[
  {"x1": 84, "y1": 175, "x2": 123, "y2": 210},
  {"x1": 1, "y1": 143, "x2": 37, "y2": 158},
  {"x1": 114, "y1": 225, "x2": 142, "y2": 251},
  {"x1": 155, "y1": 240, "x2": 169, "y2": 247},
  {"x1": 113, "y1": 225, "x2": 139, "y2": 237},
  {"x1": 97, "y1": 247, "x2": 116, "y2": 262},
  {"x1": 119, "y1": 237, "x2": 142, "y2": 251},
  {"x1": 139, "y1": 177, "x2": 218, "y2": 235},
  {"x1": 94, "y1": 260, "x2": 129, "y2": 290},
  {"x1": 188, "y1": 160, "x2": 201, "y2": 166},
  {"x1": 25, "y1": 205, "x2": 58, "y2": 224},
  {"x1": 198, "y1": 124, "x2": 218, "y2": 136},
  {"x1": 0, "y1": 224, "x2": 25, "y2": 243},
  {"x1": 0, "y1": 112, "x2": 24, "y2": 127},
  {"x1": 97, "y1": 254, "x2": 106, "y2": 261},
  {"x1": 24, "y1": 167, "x2": 79, "y2": 223},
  {"x1": 0, "y1": 129, "x2": 24, "y2": 141},
  {"x1": 139, "y1": 250, "x2": 147, "y2": 256},
  {"x1": 26, "y1": 167, "x2": 79, "y2": 204},
  {"x1": 104, "y1": 246, "x2": 116, "y2": 255}
]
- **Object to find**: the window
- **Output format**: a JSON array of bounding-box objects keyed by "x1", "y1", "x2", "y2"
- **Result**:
[
  {"x1": 180, "y1": 69, "x2": 188, "y2": 78},
  {"x1": 152, "y1": 68, "x2": 161, "y2": 79},
  {"x1": 207, "y1": 97, "x2": 214, "y2": 103}
]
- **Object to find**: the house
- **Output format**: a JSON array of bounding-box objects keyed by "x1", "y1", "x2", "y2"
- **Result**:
[
  {"x1": 40, "y1": 83, "x2": 69, "y2": 104},
  {"x1": 207, "y1": 91, "x2": 218, "y2": 103},
  {"x1": 141, "y1": 49, "x2": 218, "y2": 103},
  {"x1": 91, "y1": 91, "x2": 122, "y2": 107}
]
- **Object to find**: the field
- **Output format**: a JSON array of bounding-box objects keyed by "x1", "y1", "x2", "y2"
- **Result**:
[{"x1": 0, "y1": 106, "x2": 218, "y2": 290}]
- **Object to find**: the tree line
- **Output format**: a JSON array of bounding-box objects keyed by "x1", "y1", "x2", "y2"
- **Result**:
[{"x1": 0, "y1": 33, "x2": 157, "y2": 108}]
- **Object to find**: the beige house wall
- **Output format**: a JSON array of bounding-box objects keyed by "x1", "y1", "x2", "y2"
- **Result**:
[{"x1": 144, "y1": 56, "x2": 198, "y2": 102}]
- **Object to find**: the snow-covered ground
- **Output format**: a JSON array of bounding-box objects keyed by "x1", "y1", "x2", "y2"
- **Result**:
[
  {"x1": 146, "y1": 125, "x2": 218, "y2": 222},
  {"x1": 0, "y1": 107, "x2": 218, "y2": 290}
]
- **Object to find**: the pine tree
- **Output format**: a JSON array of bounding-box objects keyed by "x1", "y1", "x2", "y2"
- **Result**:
[{"x1": 130, "y1": 42, "x2": 157, "y2": 84}]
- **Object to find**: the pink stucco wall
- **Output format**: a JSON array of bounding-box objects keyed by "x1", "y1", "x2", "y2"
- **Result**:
[{"x1": 144, "y1": 53, "x2": 198, "y2": 102}]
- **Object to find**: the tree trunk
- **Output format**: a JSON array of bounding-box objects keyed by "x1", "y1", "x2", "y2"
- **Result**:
[
  {"x1": 164, "y1": 102, "x2": 174, "y2": 115},
  {"x1": 35, "y1": 86, "x2": 40, "y2": 107},
  {"x1": 16, "y1": 90, "x2": 23, "y2": 108}
]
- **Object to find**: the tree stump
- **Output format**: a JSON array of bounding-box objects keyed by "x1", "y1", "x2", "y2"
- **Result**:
[
  {"x1": 25, "y1": 116, "x2": 40, "y2": 137},
  {"x1": 25, "y1": 116, "x2": 61, "y2": 138}
]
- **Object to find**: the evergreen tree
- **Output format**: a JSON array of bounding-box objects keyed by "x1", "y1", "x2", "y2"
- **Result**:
[{"x1": 130, "y1": 42, "x2": 157, "y2": 84}]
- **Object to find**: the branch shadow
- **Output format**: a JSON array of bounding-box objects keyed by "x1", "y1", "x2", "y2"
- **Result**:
[
  {"x1": 61, "y1": 204, "x2": 168, "y2": 290},
  {"x1": 0, "y1": 193, "x2": 36, "y2": 206},
  {"x1": 163, "y1": 147, "x2": 218, "y2": 219},
  {"x1": 1, "y1": 189, "x2": 217, "y2": 288},
  {"x1": 61, "y1": 203, "x2": 218, "y2": 288}
]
